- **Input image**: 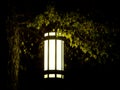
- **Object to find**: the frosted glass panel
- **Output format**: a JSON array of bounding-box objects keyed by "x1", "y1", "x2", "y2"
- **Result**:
[
  {"x1": 44, "y1": 34, "x2": 64, "y2": 79},
  {"x1": 57, "y1": 40, "x2": 62, "y2": 70},
  {"x1": 49, "y1": 74, "x2": 55, "y2": 78},
  {"x1": 44, "y1": 74, "x2": 48, "y2": 78},
  {"x1": 49, "y1": 32, "x2": 55, "y2": 36},
  {"x1": 44, "y1": 32, "x2": 56, "y2": 37},
  {"x1": 56, "y1": 74, "x2": 62, "y2": 78},
  {"x1": 49, "y1": 40, "x2": 55, "y2": 70},
  {"x1": 62, "y1": 75, "x2": 64, "y2": 79},
  {"x1": 44, "y1": 40, "x2": 48, "y2": 70},
  {"x1": 44, "y1": 33, "x2": 48, "y2": 37},
  {"x1": 62, "y1": 40, "x2": 64, "y2": 71}
]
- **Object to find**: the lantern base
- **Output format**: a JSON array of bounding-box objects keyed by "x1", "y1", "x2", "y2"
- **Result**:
[
  {"x1": 44, "y1": 74, "x2": 64, "y2": 79},
  {"x1": 44, "y1": 70, "x2": 64, "y2": 79}
]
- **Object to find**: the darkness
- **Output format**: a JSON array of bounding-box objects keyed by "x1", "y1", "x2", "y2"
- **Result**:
[{"x1": 0, "y1": 0, "x2": 120, "y2": 89}]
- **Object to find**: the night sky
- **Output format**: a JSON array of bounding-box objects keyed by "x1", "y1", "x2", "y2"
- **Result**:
[{"x1": 0, "y1": 0, "x2": 120, "y2": 89}]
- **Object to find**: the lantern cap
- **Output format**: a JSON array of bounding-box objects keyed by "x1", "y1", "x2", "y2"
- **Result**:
[
  {"x1": 44, "y1": 32, "x2": 56, "y2": 37},
  {"x1": 44, "y1": 32, "x2": 62, "y2": 37}
]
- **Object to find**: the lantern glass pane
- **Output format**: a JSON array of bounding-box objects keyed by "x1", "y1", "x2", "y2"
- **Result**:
[
  {"x1": 44, "y1": 33, "x2": 48, "y2": 37},
  {"x1": 44, "y1": 40, "x2": 48, "y2": 70},
  {"x1": 49, "y1": 74, "x2": 55, "y2": 78},
  {"x1": 44, "y1": 32, "x2": 56, "y2": 37},
  {"x1": 49, "y1": 32, "x2": 55, "y2": 36},
  {"x1": 56, "y1": 74, "x2": 62, "y2": 78},
  {"x1": 49, "y1": 39, "x2": 55, "y2": 70},
  {"x1": 62, "y1": 75, "x2": 64, "y2": 79},
  {"x1": 44, "y1": 74, "x2": 48, "y2": 78},
  {"x1": 62, "y1": 40, "x2": 64, "y2": 71},
  {"x1": 57, "y1": 40, "x2": 62, "y2": 70}
]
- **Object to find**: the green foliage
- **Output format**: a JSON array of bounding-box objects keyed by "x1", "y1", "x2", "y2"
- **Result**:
[{"x1": 26, "y1": 6, "x2": 119, "y2": 64}]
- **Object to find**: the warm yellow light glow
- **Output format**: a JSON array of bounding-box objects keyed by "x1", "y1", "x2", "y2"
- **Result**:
[
  {"x1": 44, "y1": 32, "x2": 64, "y2": 79},
  {"x1": 57, "y1": 32, "x2": 62, "y2": 36},
  {"x1": 57, "y1": 40, "x2": 62, "y2": 70},
  {"x1": 44, "y1": 40, "x2": 48, "y2": 70},
  {"x1": 49, "y1": 40, "x2": 55, "y2": 70},
  {"x1": 56, "y1": 74, "x2": 62, "y2": 78},
  {"x1": 44, "y1": 74, "x2": 48, "y2": 78},
  {"x1": 61, "y1": 40, "x2": 64, "y2": 71},
  {"x1": 44, "y1": 74, "x2": 64, "y2": 78},
  {"x1": 49, "y1": 32, "x2": 55, "y2": 36},
  {"x1": 44, "y1": 32, "x2": 56, "y2": 37},
  {"x1": 44, "y1": 33, "x2": 48, "y2": 37},
  {"x1": 61, "y1": 75, "x2": 64, "y2": 79},
  {"x1": 49, "y1": 74, "x2": 55, "y2": 78},
  {"x1": 44, "y1": 39, "x2": 64, "y2": 71}
]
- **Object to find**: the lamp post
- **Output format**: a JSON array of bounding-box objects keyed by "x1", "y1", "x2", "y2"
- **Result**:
[{"x1": 44, "y1": 32, "x2": 64, "y2": 79}]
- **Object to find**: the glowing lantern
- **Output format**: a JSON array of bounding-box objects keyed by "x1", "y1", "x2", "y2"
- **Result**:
[{"x1": 44, "y1": 32, "x2": 64, "y2": 79}]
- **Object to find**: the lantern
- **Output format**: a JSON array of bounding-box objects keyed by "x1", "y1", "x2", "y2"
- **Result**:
[{"x1": 44, "y1": 32, "x2": 64, "y2": 79}]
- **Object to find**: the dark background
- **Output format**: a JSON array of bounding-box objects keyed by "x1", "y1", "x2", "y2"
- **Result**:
[{"x1": 0, "y1": 0, "x2": 120, "y2": 89}]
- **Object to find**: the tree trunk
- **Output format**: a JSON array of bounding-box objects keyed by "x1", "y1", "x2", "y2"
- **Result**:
[{"x1": 8, "y1": 24, "x2": 20, "y2": 90}]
